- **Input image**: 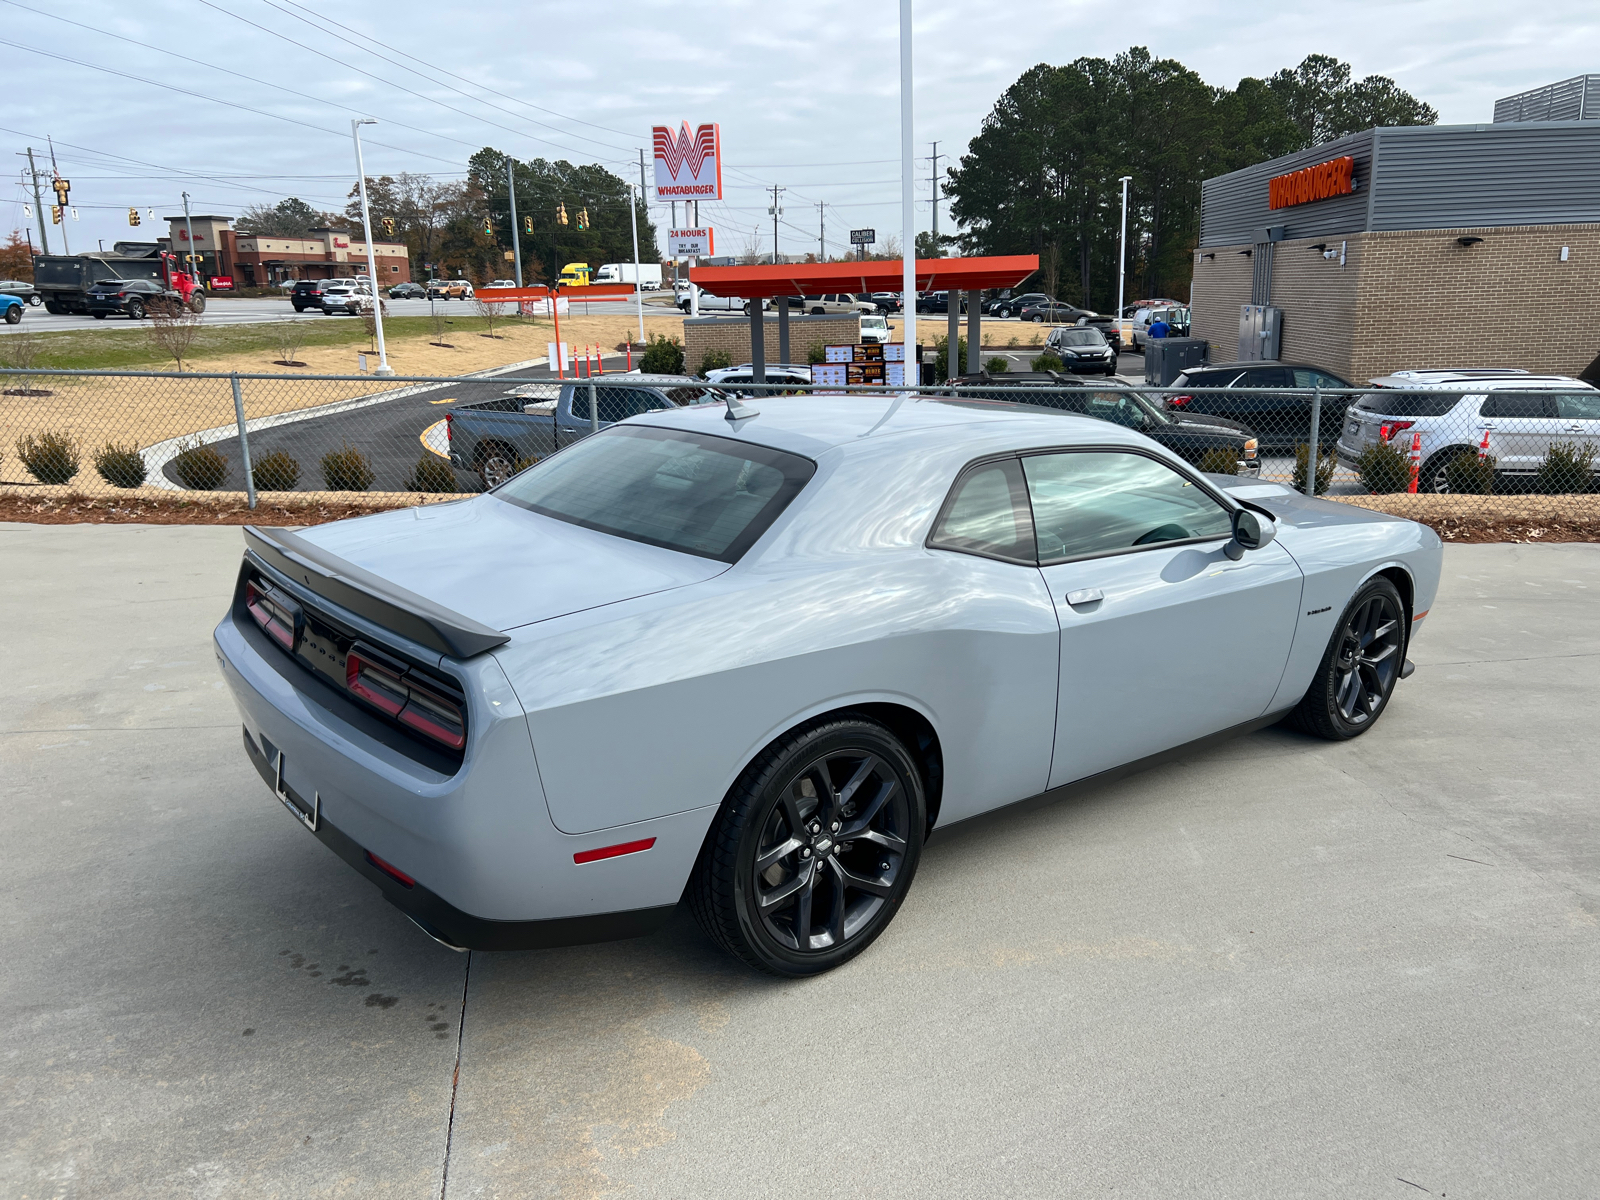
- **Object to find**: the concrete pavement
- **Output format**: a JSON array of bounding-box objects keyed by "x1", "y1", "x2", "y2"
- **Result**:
[{"x1": 2, "y1": 525, "x2": 1596, "y2": 1198}]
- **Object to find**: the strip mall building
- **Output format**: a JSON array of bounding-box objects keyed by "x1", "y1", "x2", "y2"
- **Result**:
[
  {"x1": 1191, "y1": 113, "x2": 1600, "y2": 382},
  {"x1": 152, "y1": 215, "x2": 411, "y2": 287}
]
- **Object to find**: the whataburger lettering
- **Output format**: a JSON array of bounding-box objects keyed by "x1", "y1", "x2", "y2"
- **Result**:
[{"x1": 1268, "y1": 155, "x2": 1355, "y2": 210}]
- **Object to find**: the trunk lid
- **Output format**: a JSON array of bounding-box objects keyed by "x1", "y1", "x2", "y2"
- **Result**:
[{"x1": 294, "y1": 496, "x2": 727, "y2": 635}]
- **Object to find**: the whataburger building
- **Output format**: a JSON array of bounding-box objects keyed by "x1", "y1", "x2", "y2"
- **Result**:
[{"x1": 1190, "y1": 119, "x2": 1600, "y2": 383}]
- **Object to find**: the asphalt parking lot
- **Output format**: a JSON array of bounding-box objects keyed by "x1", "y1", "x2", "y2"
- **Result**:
[{"x1": 4, "y1": 524, "x2": 1596, "y2": 1198}]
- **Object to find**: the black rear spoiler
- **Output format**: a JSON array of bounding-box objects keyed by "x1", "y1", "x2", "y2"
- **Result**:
[{"x1": 242, "y1": 525, "x2": 510, "y2": 659}]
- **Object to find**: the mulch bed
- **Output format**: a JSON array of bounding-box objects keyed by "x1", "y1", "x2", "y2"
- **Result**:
[{"x1": 0, "y1": 491, "x2": 432, "y2": 526}]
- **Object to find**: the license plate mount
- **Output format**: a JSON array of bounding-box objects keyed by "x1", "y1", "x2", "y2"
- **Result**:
[{"x1": 273, "y1": 750, "x2": 320, "y2": 832}]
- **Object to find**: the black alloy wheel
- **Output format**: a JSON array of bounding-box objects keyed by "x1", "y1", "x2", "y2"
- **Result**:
[
  {"x1": 1290, "y1": 577, "x2": 1406, "y2": 740},
  {"x1": 691, "y1": 716, "x2": 925, "y2": 976},
  {"x1": 5, "y1": 306, "x2": 21, "y2": 324}
]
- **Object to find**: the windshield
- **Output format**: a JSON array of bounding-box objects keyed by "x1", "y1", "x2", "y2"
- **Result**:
[
  {"x1": 495, "y1": 426, "x2": 815, "y2": 562},
  {"x1": 861, "y1": 317, "x2": 887, "y2": 328},
  {"x1": 1057, "y1": 329, "x2": 1105, "y2": 346}
]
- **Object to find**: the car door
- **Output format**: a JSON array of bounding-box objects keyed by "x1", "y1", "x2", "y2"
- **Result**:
[
  {"x1": 1023, "y1": 448, "x2": 1302, "y2": 787},
  {"x1": 1479, "y1": 392, "x2": 1559, "y2": 472}
]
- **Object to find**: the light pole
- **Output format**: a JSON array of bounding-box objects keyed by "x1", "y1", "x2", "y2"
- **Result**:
[
  {"x1": 1117, "y1": 174, "x2": 1132, "y2": 326},
  {"x1": 628, "y1": 182, "x2": 645, "y2": 346},
  {"x1": 899, "y1": 0, "x2": 916, "y2": 377},
  {"x1": 351, "y1": 119, "x2": 393, "y2": 376},
  {"x1": 182, "y1": 191, "x2": 197, "y2": 285},
  {"x1": 507, "y1": 158, "x2": 523, "y2": 288}
]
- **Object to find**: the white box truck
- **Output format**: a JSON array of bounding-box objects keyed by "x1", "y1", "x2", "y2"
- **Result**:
[{"x1": 593, "y1": 262, "x2": 664, "y2": 289}]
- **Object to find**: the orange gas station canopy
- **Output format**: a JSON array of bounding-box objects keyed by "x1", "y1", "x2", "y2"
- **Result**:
[{"x1": 686, "y1": 254, "x2": 1039, "y2": 299}]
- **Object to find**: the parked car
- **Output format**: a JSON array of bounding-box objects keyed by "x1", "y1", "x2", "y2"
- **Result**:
[
  {"x1": 1169, "y1": 362, "x2": 1352, "y2": 449},
  {"x1": 1044, "y1": 326, "x2": 1118, "y2": 375},
  {"x1": 916, "y1": 292, "x2": 967, "y2": 314},
  {"x1": 0, "y1": 279, "x2": 43, "y2": 306},
  {"x1": 951, "y1": 373, "x2": 1259, "y2": 473},
  {"x1": 1018, "y1": 299, "x2": 1099, "y2": 325},
  {"x1": 991, "y1": 292, "x2": 1054, "y2": 320},
  {"x1": 1334, "y1": 369, "x2": 1600, "y2": 492},
  {"x1": 704, "y1": 364, "x2": 812, "y2": 395},
  {"x1": 1131, "y1": 306, "x2": 1192, "y2": 348},
  {"x1": 291, "y1": 280, "x2": 335, "y2": 312},
  {"x1": 859, "y1": 314, "x2": 892, "y2": 345},
  {"x1": 84, "y1": 277, "x2": 187, "y2": 319},
  {"x1": 861, "y1": 292, "x2": 902, "y2": 313},
  {"x1": 217, "y1": 394, "x2": 1439, "y2": 973},
  {"x1": 678, "y1": 286, "x2": 768, "y2": 314},
  {"x1": 1, "y1": 293, "x2": 23, "y2": 324},
  {"x1": 428, "y1": 279, "x2": 474, "y2": 300},
  {"x1": 488, "y1": 279, "x2": 518, "y2": 289},
  {"x1": 320, "y1": 281, "x2": 377, "y2": 315},
  {"x1": 786, "y1": 294, "x2": 875, "y2": 316},
  {"x1": 448, "y1": 376, "x2": 726, "y2": 487},
  {"x1": 389, "y1": 282, "x2": 426, "y2": 299}
]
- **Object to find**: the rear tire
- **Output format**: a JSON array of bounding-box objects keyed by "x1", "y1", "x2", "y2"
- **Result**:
[
  {"x1": 1420, "y1": 448, "x2": 1473, "y2": 494},
  {"x1": 689, "y1": 715, "x2": 925, "y2": 976},
  {"x1": 476, "y1": 443, "x2": 521, "y2": 489},
  {"x1": 27, "y1": 294, "x2": 41, "y2": 306},
  {"x1": 1289, "y1": 577, "x2": 1406, "y2": 740},
  {"x1": 128, "y1": 300, "x2": 145, "y2": 320}
]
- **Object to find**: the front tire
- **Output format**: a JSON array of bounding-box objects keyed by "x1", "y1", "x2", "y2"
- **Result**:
[
  {"x1": 1289, "y1": 577, "x2": 1406, "y2": 740},
  {"x1": 4, "y1": 306, "x2": 21, "y2": 324},
  {"x1": 690, "y1": 715, "x2": 925, "y2": 976}
]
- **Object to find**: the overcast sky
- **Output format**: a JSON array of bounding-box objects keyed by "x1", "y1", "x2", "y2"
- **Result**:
[{"x1": 4, "y1": 0, "x2": 1596, "y2": 259}]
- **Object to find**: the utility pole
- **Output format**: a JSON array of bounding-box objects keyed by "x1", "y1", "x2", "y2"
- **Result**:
[
  {"x1": 23, "y1": 148, "x2": 49, "y2": 254},
  {"x1": 930, "y1": 141, "x2": 945, "y2": 255},
  {"x1": 818, "y1": 202, "x2": 825, "y2": 262},
  {"x1": 768, "y1": 185, "x2": 784, "y2": 265},
  {"x1": 507, "y1": 158, "x2": 523, "y2": 287},
  {"x1": 48, "y1": 137, "x2": 69, "y2": 254}
]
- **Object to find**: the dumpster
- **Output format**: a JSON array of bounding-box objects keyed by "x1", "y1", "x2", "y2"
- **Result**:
[{"x1": 1144, "y1": 337, "x2": 1208, "y2": 386}]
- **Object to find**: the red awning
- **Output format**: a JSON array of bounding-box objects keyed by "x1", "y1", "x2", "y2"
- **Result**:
[{"x1": 686, "y1": 255, "x2": 1038, "y2": 300}]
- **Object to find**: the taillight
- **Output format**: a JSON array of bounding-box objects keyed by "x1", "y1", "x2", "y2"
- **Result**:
[
  {"x1": 1381, "y1": 420, "x2": 1415, "y2": 441},
  {"x1": 1168, "y1": 394, "x2": 1191, "y2": 407},
  {"x1": 245, "y1": 579, "x2": 300, "y2": 650},
  {"x1": 346, "y1": 643, "x2": 467, "y2": 750},
  {"x1": 445, "y1": 412, "x2": 454, "y2": 444}
]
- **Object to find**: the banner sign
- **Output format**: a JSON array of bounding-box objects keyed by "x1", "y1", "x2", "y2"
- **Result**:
[
  {"x1": 1268, "y1": 155, "x2": 1355, "y2": 210},
  {"x1": 653, "y1": 123, "x2": 723, "y2": 200},
  {"x1": 849, "y1": 228, "x2": 876, "y2": 245},
  {"x1": 669, "y1": 228, "x2": 715, "y2": 258}
]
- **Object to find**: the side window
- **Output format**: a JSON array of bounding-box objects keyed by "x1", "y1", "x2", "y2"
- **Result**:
[
  {"x1": 928, "y1": 458, "x2": 1035, "y2": 564},
  {"x1": 569, "y1": 386, "x2": 658, "y2": 422},
  {"x1": 1556, "y1": 392, "x2": 1600, "y2": 420},
  {"x1": 1022, "y1": 451, "x2": 1234, "y2": 563},
  {"x1": 1081, "y1": 392, "x2": 1149, "y2": 429},
  {"x1": 1242, "y1": 367, "x2": 1292, "y2": 388},
  {"x1": 1480, "y1": 393, "x2": 1557, "y2": 419}
]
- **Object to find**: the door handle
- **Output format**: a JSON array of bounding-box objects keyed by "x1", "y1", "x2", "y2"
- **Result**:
[{"x1": 1065, "y1": 588, "x2": 1103, "y2": 607}]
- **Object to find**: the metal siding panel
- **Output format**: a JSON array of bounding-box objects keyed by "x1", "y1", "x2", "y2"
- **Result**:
[
  {"x1": 1370, "y1": 123, "x2": 1600, "y2": 229},
  {"x1": 1200, "y1": 130, "x2": 1375, "y2": 247},
  {"x1": 1492, "y1": 75, "x2": 1600, "y2": 123}
]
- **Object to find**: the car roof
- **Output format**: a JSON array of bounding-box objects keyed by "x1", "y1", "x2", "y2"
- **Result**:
[
  {"x1": 1368, "y1": 369, "x2": 1590, "y2": 389},
  {"x1": 628, "y1": 392, "x2": 1151, "y2": 460},
  {"x1": 1192, "y1": 361, "x2": 1342, "y2": 374}
]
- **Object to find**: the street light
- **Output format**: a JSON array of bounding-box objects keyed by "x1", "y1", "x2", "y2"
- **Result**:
[
  {"x1": 899, "y1": 0, "x2": 916, "y2": 381},
  {"x1": 351, "y1": 118, "x2": 393, "y2": 376},
  {"x1": 1117, "y1": 175, "x2": 1132, "y2": 332}
]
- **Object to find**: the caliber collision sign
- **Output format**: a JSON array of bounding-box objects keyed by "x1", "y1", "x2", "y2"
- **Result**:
[
  {"x1": 850, "y1": 228, "x2": 875, "y2": 245},
  {"x1": 653, "y1": 123, "x2": 723, "y2": 200},
  {"x1": 669, "y1": 228, "x2": 715, "y2": 258}
]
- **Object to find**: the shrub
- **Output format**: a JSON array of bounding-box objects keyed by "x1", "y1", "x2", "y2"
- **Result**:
[
  {"x1": 698, "y1": 347, "x2": 732, "y2": 376},
  {"x1": 933, "y1": 335, "x2": 968, "y2": 379},
  {"x1": 1006, "y1": 335, "x2": 1019, "y2": 348},
  {"x1": 94, "y1": 442, "x2": 148, "y2": 488},
  {"x1": 404, "y1": 454, "x2": 458, "y2": 493},
  {"x1": 1030, "y1": 352, "x2": 1064, "y2": 372},
  {"x1": 1444, "y1": 449, "x2": 1496, "y2": 495},
  {"x1": 321, "y1": 442, "x2": 375, "y2": 491},
  {"x1": 1292, "y1": 442, "x2": 1336, "y2": 495},
  {"x1": 1197, "y1": 448, "x2": 1239, "y2": 476},
  {"x1": 639, "y1": 332, "x2": 684, "y2": 375},
  {"x1": 16, "y1": 431, "x2": 80, "y2": 484},
  {"x1": 986, "y1": 357, "x2": 1009, "y2": 374},
  {"x1": 1356, "y1": 441, "x2": 1413, "y2": 494},
  {"x1": 806, "y1": 341, "x2": 826, "y2": 365},
  {"x1": 252, "y1": 450, "x2": 301, "y2": 492},
  {"x1": 1536, "y1": 440, "x2": 1597, "y2": 495},
  {"x1": 171, "y1": 438, "x2": 227, "y2": 490}
]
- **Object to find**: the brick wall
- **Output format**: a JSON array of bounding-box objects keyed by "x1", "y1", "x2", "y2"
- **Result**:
[
  {"x1": 1270, "y1": 235, "x2": 1364, "y2": 379},
  {"x1": 1190, "y1": 245, "x2": 1253, "y2": 358},
  {"x1": 1350, "y1": 223, "x2": 1600, "y2": 381},
  {"x1": 684, "y1": 314, "x2": 866, "y2": 373}
]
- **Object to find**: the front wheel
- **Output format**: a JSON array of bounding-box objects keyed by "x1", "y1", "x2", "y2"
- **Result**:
[
  {"x1": 189, "y1": 294, "x2": 206, "y2": 314},
  {"x1": 1289, "y1": 577, "x2": 1406, "y2": 740},
  {"x1": 4, "y1": 306, "x2": 21, "y2": 324},
  {"x1": 690, "y1": 715, "x2": 925, "y2": 976}
]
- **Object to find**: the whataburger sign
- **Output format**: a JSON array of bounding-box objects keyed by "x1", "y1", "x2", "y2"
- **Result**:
[
  {"x1": 653, "y1": 122, "x2": 723, "y2": 200},
  {"x1": 1268, "y1": 155, "x2": 1355, "y2": 210}
]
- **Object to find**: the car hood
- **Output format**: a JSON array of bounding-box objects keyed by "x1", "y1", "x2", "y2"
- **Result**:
[
  {"x1": 294, "y1": 495, "x2": 727, "y2": 635},
  {"x1": 1162, "y1": 410, "x2": 1254, "y2": 438}
]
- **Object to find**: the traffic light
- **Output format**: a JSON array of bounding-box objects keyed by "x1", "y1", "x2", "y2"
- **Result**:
[
  {"x1": 482, "y1": 216, "x2": 493, "y2": 234},
  {"x1": 556, "y1": 202, "x2": 568, "y2": 226},
  {"x1": 381, "y1": 216, "x2": 396, "y2": 236},
  {"x1": 523, "y1": 216, "x2": 533, "y2": 235},
  {"x1": 577, "y1": 208, "x2": 589, "y2": 231},
  {"x1": 51, "y1": 205, "x2": 61, "y2": 225},
  {"x1": 128, "y1": 207, "x2": 141, "y2": 227}
]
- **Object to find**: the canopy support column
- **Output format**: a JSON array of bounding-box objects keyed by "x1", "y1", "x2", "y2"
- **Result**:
[
  {"x1": 946, "y1": 293, "x2": 961, "y2": 382},
  {"x1": 750, "y1": 302, "x2": 766, "y2": 386},
  {"x1": 778, "y1": 297, "x2": 790, "y2": 366},
  {"x1": 966, "y1": 291, "x2": 980, "y2": 374}
]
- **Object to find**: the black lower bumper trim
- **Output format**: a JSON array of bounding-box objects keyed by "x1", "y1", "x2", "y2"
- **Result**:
[{"x1": 243, "y1": 727, "x2": 675, "y2": 951}]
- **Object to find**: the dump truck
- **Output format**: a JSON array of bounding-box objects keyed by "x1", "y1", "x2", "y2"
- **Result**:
[{"x1": 33, "y1": 248, "x2": 205, "y2": 315}]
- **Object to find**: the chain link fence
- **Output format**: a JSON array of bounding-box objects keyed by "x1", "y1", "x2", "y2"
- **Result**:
[{"x1": 2, "y1": 367, "x2": 1597, "y2": 530}]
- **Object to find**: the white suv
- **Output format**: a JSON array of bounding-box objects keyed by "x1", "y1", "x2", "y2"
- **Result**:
[
  {"x1": 1335, "y1": 369, "x2": 1600, "y2": 492},
  {"x1": 320, "y1": 281, "x2": 376, "y2": 315}
]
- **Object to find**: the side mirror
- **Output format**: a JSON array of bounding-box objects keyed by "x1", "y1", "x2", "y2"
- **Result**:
[{"x1": 1225, "y1": 507, "x2": 1277, "y2": 560}]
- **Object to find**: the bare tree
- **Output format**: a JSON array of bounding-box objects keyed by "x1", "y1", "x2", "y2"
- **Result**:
[
  {"x1": 1041, "y1": 242, "x2": 1061, "y2": 300},
  {"x1": 0, "y1": 328, "x2": 50, "y2": 395},
  {"x1": 473, "y1": 295, "x2": 506, "y2": 338},
  {"x1": 273, "y1": 320, "x2": 309, "y2": 367},
  {"x1": 739, "y1": 226, "x2": 764, "y2": 265},
  {"x1": 147, "y1": 306, "x2": 205, "y2": 371},
  {"x1": 359, "y1": 296, "x2": 390, "y2": 351}
]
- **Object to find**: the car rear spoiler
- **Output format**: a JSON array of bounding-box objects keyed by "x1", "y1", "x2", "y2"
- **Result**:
[{"x1": 242, "y1": 525, "x2": 510, "y2": 659}]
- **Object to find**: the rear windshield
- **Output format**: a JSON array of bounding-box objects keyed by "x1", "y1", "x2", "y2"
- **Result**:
[
  {"x1": 1354, "y1": 392, "x2": 1463, "y2": 417},
  {"x1": 494, "y1": 425, "x2": 815, "y2": 562}
]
